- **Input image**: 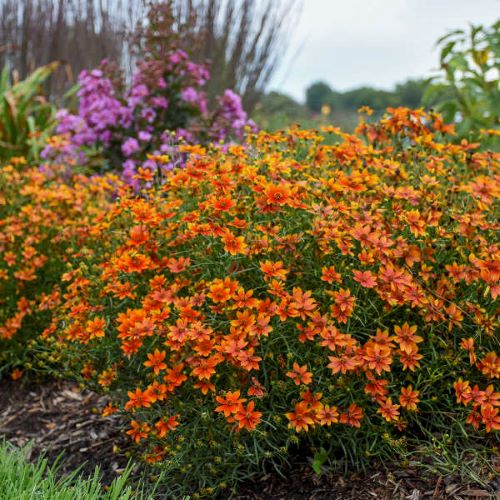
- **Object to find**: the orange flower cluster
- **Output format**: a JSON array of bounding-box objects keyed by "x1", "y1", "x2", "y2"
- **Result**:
[
  {"x1": 41, "y1": 108, "x2": 498, "y2": 471},
  {"x1": 0, "y1": 162, "x2": 118, "y2": 371}
]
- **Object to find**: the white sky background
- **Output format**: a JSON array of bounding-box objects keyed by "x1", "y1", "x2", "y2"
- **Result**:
[{"x1": 270, "y1": 0, "x2": 499, "y2": 102}]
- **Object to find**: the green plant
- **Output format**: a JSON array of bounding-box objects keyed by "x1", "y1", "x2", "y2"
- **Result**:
[
  {"x1": 424, "y1": 21, "x2": 500, "y2": 146},
  {"x1": 0, "y1": 62, "x2": 58, "y2": 161},
  {"x1": 45, "y1": 108, "x2": 498, "y2": 496},
  {"x1": 0, "y1": 161, "x2": 119, "y2": 376},
  {"x1": 0, "y1": 440, "x2": 140, "y2": 499}
]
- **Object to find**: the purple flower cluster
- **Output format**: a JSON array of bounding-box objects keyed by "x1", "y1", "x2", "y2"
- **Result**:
[
  {"x1": 42, "y1": 48, "x2": 255, "y2": 184},
  {"x1": 212, "y1": 90, "x2": 256, "y2": 141}
]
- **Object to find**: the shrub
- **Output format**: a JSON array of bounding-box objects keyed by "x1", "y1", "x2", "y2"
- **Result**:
[
  {"x1": 45, "y1": 108, "x2": 498, "y2": 496},
  {"x1": 0, "y1": 159, "x2": 119, "y2": 375},
  {"x1": 0, "y1": 63, "x2": 58, "y2": 161},
  {"x1": 41, "y1": 7, "x2": 256, "y2": 185},
  {"x1": 424, "y1": 20, "x2": 500, "y2": 146}
]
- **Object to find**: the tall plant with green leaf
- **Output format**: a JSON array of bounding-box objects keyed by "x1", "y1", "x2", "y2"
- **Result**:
[
  {"x1": 0, "y1": 62, "x2": 58, "y2": 161},
  {"x1": 424, "y1": 21, "x2": 500, "y2": 146}
]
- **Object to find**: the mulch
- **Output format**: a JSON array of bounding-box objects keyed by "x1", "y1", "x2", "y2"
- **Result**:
[
  {"x1": 0, "y1": 377, "x2": 132, "y2": 481},
  {"x1": 0, "y1": 377, "x2": 498, "y2": 499}
]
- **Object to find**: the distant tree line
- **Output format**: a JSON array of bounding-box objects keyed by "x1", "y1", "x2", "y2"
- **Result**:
[
  {"x1": 252, "y1": 78, "x2": 429, "y2": 132},
  {"x1": 305, "y1": 79, "x2": 428, "y2": 114}
]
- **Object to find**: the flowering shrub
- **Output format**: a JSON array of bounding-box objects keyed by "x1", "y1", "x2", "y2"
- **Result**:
[
  {"x1": 41, "y1": 50, "x2": 255, "y2": 186},
  {"x1": 0, "y1": 158, "x2": 119, "y2": 375},
  {"x1": 44, "y1": 108, "x2": 498, "y2": 495}
]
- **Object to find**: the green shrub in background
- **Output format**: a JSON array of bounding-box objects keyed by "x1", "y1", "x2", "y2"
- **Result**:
[
  {"x1": 0, "y1": 63, "x2": 58, "y2": 161},
  {"x1": 424, "y1": 20, "x2": 500, "y2": 147}
]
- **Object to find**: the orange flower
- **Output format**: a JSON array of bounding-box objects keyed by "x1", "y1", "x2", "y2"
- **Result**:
[
  {"x1": 166, "y1": 257, "x2": 191, "y2": 273},
  {"x1": 155, "y1": 415, "x2": 179, "y2": 438},
  {"x1": 290, "y1": 288, "x2": 317, "y2": 320},
  {"x1": 321, "y1": 266, "x2": 341, "y2": 284},
  {"x1": 144, "y1": 349, "x2": 167, "y2": 374},
  {"x1": 316, "y1": 405, "x2": 339, "y2": 425},
  {"x1": 234, "y1": 401, "x2": 262, "y2": 430},
  {"x1": 264, "y1": 184, "x2": 290, "y2": 205},
  {"x1": 191, "y1": 355, "x2": 221, "y2": 380},
  {"x1": 212, "y1": 196, "x2": 236, "y2": 212},
  {"x1": 286, "y1": 362, "x2": 313, "y2": 386},
  {"x1": 286, "y1": 401, "x2": 315, "y2": 432},
  {"x1": 126, "y1": 420, "x2": 150, "y2": 443},
  {"x1": 208, "y1": 277, "x2": 238, "y2": 303},
  {"x1": 327, "y1": 355, "x2": 359, "y2": 374},
  {"x1": 363, "y1": 343, "x2": 393, "y2": 375},
  {"x1": 481, "y1": 405, "x2": 500, "y2": 432},
  {"x1": 399, "y1": 385, "x2": 420, "y2": 411},
  {"x1": 86, "y1": 317, "x2": 106, "y2": 340},
  {"x1": 453, "y1": 378, "x2": 472, "y2": 405},
  {"x1": 125, "y1": 387, "x2": 153, "y2": 411},
  {"x1": 399, "y1": 349, "x2": 423, "y2": 371},
  {"x1": 340, "y1": 403, "x2": 363, "y2": 428},
  {"x1": 163, "y1": 364, "x2": 187, "y2": 389},
  {"x1": 215, "y1": 391, "x2": 247, "y2": 417},
  {"x1": 352, "y1": 269, "x2": 377, "y2": 288},
  {"x1": 10, "y1": 368, "x2": 23, "y2": 380},
  {"x1": 477, "y1": 352, "x2": 499, "y2": 379},
  {"x1": 128, "y1": 225, "x2": 149, "y2": 246},
  {"x1": 260, "y1": 260, "x2": 289, "y2": 281},
  {"x1": 378, "y1": 398, "x2": 400, "y2": 422},
  {"x1": 394, "y1": 323, "x2": 423, "y2": 353},
  {"x1": 102, "y1": 402, "x2": 118, "y2": 417},
  {"x1": 331, "y1": 288, "x2": 356, "y2": 312},
  {"x1": 222, "y1": 229, "x2": 247, "y2": 255}
]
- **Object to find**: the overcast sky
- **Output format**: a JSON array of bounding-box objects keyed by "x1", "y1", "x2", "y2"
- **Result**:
[{"x1": 269, "y1": 0, "x2": 499, "y2": 102}]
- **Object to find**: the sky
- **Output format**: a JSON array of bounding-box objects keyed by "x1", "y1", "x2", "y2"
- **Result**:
[{"x1": 269, "y1": 0, "x2": 499, "y2": 102}]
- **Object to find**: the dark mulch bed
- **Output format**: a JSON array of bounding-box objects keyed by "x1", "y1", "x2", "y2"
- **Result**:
[
  {"x1": 0, "y1": 377, "x2": 131, "y2": 481},
  {"x1": 235, "y1": 467, "x2": 499, "y2": 500},
  {"x1": 0, "y1": 377, "x2": 498, "y2": 499}
]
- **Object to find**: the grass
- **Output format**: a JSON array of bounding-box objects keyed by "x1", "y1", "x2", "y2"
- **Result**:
[{"x1": 0, "y1": 439, "x2": 146, "y2": 500}]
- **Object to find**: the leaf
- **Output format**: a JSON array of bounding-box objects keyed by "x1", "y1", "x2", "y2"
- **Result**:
[
  {"x1": 311, "y1": 447, "x2": 328, "y2": 476},
  {"x1": 439, "y1": 41, "x2": 456, "y2": 65}
]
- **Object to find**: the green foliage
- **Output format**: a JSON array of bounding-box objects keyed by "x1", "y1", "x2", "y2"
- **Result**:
[
  {"x1": 424, "y1": 21, "x2": 500, "y2": 145},
  {"x1": 305, "y1": 82, "x2": 339, "y2": 113},
  {"x1": 304, "y1": 79, "x2": 429, "y2": 115},
  {"x1": 0, "y1": 163, "x2": 117, "y2": 376},
  {"x1": 0, "y1": 440, "x2": 139, "y2": 499},
  {"x1": 42, "y1": 109, "x2": 498, "y2": 496},
  {"x1": 0, "y1": 63, "x2": 58, "y2": 161},
  {"x1": 256, "y1": 79, "x2": 429, "y2": 134}
]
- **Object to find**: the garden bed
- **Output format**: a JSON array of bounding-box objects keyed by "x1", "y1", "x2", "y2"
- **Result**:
[
  {"x1": 1, "y1": 378, "x2": 497, "y2": 499},
  {"x1": 0, "y1": 378, "x2": 131, "y2": 481}
]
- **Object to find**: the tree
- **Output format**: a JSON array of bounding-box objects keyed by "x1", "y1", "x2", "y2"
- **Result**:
[
  {"x1": 394, "y1": 79, "x2": 428, "y2": 108},
  {"x1": 305, "y1": 81, "x2": 334, "y2": 113}
]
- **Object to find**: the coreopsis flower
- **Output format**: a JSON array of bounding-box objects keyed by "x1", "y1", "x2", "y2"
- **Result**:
[
  {"x1": 215, "y1": 391, "x2": 247, "y2": 417},
  {"x1": 126, "y1": 420, "x2": 151, "y2": 443},
  {"x1": 286, "y1": 362, "x2": 313, "y2": 386},
  {"x1": 286, "y1": 402, "x2": 315, "y2": 432},
  {"x1": 399, "y1": 385, "x2": 420, "y2": 411},
  {"x1": 394, "y1": 323, "x2": 423, "y2": 353},
  {"x1": 234, "y1": 401, "x2": 262, "y2": 431},
  {"x1": 144, "y1": 349, "x2": 167, "y2": 374},
  {"x1": 378, "y1": 398, "x2": 400, "y2": 422}
]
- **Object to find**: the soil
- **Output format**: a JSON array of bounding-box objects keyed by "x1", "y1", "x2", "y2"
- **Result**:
[
  {"x1": 0, "y1": 377, "x2": 498, "y2": 499},
  {"x1": 0, "y1": 377, "x2": 132, "y2": 481}
]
